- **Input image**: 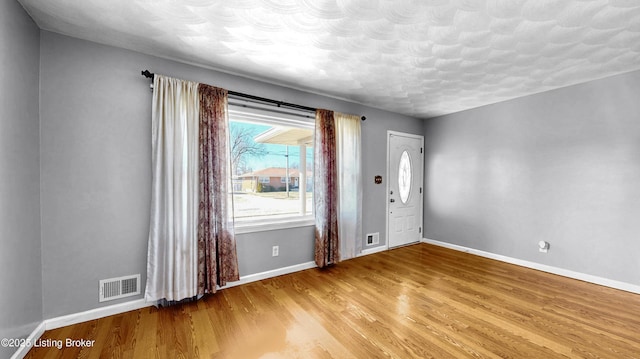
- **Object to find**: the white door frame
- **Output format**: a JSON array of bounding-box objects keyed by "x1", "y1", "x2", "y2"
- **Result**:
[{"x1": 386, "y1": 131, "x2": 424, "y2": 249}]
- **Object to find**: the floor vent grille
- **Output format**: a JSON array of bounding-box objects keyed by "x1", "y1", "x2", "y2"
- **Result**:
[{"x1": 99, "y1": 274, "x2": 140, "y2": 302}]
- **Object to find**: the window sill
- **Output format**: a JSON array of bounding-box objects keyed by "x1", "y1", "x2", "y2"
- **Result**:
[{"x1": 234, "y1": 217, "x2": 315, "y2": 234}]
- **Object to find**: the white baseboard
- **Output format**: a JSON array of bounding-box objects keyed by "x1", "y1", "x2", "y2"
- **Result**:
[
  {"x1": 223, "y1": 261, "x2": 317, "y2": 289},
  {"x1": 422, "y1": 238, "x2": 640, "y2": 295},
  {"x1": 44, "y1": 299, "x2": 152, "y2": 331},
  {"x1": 358, "y1": 245, "x2": 387, "y2": 257},
  {"x1": 10, "y1": 322, "x2": 45, "y2": 359}
]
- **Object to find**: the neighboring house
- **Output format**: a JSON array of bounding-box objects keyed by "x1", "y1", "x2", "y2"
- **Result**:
[{"x1": 238, "y1": 167, "x2": 312, "y2": 192}]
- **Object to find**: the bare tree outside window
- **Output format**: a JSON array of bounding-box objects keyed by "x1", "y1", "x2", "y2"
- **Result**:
[{"x1": 230, "y1": 124, "x2": 267, "y2": 176}]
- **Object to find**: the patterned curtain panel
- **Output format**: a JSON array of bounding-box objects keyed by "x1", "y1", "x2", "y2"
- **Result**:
[
  {"x1": 314, "y1": 109, "x2": 339, "y2": 267},
  {"x1": 145, "y1": 75, "x2": 200, "y2": 302},
  {"x1": 197, "y1": 84, "x2": 239, "y2": 294},
  {"x1": 335, "y1": 112, "x2": 363, "y2": 260}
]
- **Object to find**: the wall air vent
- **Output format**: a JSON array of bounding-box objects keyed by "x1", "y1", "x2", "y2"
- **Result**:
[
  {"x1": 366, "y1": 232, "x2": 380, "y2": 246},
  {"x1": 99, "y1": 274, "x2": 140, "y2": 302}
]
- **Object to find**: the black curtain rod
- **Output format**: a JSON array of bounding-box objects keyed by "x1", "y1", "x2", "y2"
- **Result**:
[{"x1": 141, "y1": 70, "x2": 366, "y2": 121}]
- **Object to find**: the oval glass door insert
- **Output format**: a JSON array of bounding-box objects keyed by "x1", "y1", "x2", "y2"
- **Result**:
[{"x1": 398, "y1": 150, "x2": 412, "y2": 203}]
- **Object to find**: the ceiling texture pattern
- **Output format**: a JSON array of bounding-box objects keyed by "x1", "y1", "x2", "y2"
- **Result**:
[{"x1": 18, "y1": 0, "x2": 640, "y2": 118}]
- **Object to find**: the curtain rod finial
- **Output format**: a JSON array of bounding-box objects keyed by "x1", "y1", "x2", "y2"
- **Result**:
[
  {"x1": 361, "y1": 116, "x2": 366, "y2": 121},
  {"x1": 141, "y1": 70, "x2": 154, "y2": 79}
]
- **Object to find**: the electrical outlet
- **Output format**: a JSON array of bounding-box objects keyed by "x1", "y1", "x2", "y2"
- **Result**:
[
  {"x1": 538, "y1": 241, "x2": 549, "y2": 253},
  {"x1": 272, "y1": 245, "x2": 279, "y2": 257}
]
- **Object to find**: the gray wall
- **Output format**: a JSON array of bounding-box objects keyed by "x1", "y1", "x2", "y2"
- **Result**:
[
  {"x1": 237, "y1": 226, "x2": 315, "y2": 275},
  {"x1": 423, "y1": 71, "x2": 640, "y2": 285},
  {"x1": 0, "y1": 1, "x2": 42, "y2": 357},
  {"x1": 39, "y1": 31, "x2": 423, "y2": 318}
]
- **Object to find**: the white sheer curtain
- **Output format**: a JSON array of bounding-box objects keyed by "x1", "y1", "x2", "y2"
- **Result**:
[
  {"x1": 145, "y1": 75, "x2": 200, "y2": 302},
  {"x1": 335, "y1": 112, "x2": 363, "y2": 260}
]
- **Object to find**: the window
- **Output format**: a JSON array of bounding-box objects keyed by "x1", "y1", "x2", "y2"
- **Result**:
[
  {"x1": 398, "y1": 150, "x2": 412, "y2": 204},
  {"x1": 228, "y1": 101, "x2": 314, "y2": 230}
]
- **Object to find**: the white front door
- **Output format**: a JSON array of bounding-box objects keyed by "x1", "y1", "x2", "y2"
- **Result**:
[{"x1": 387, "y1": 131, "x2": 424, "y2": 248}]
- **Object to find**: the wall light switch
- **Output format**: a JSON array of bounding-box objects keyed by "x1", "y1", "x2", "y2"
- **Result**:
[{"x1": 272, "y1": 245, "x2": 279, "y2": 257}]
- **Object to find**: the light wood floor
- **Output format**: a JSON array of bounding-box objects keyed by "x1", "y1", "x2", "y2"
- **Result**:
[{"x1": 26, "y1": 243, "x2": 640, "y2": 358}]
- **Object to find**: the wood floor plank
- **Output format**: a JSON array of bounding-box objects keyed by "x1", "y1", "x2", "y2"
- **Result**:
[{"x1": 25, "y1": 243, "x2": 640, "y2": 358}]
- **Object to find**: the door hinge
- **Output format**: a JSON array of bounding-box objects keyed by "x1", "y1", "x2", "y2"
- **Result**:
[
  {"x1": 420, "y1": 147, "x2": 423, "y2": 153},
  {"x1": 420, "y1": 187, "x2": 422, "y2": 193},
  {"x1": 419, "y1": 227, "x2": 422, "y2": 233}
]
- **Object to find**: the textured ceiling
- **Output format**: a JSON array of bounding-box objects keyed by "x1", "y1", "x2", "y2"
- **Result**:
[{"x1": 18, "y1": 0, "x2": 640, "y2": 119}]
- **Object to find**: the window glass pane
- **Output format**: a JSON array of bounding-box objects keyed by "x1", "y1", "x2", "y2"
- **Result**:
[
  {"x1": 398, "y1": 150, "x2": 412, "y2": 203},
  {"x1": 230, "y1": 119, "x2": 314, "y2": 221}
]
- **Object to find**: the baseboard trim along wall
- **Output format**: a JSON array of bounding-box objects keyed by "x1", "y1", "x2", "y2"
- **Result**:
[
  {"x1": 222, "y1": 261, "x2": 317, "y2": 289},
  {"x1": 45, "y1": 299, "x2": 152, "y2": 331},
  {"x1": 12, "y1": 260, "x2": 318, "y2": 359},
  {"x1": 422, "y1": 238, "x2": 640, "y2": 295},
  {"x1": 10, "y1": 322, "x2": 45, "y2": 359},
  {"x1": 358, "y1": 245, "x2": 387, "y2": 257}
]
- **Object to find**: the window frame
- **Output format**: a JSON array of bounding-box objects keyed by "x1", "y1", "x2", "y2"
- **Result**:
[{"x1": 228, "y1": 100, "x2": 315, "y2": 233}]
